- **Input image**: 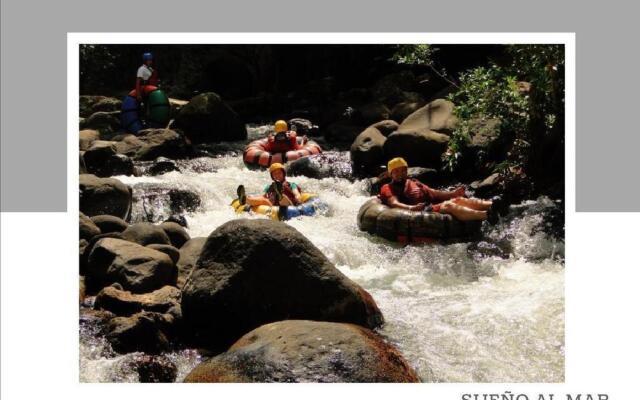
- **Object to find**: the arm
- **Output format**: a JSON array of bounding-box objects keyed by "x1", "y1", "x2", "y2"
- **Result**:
[
  {"x1": 387, "y1": 195, "x2": 425, "y2": 211},
  {"x1": 420, "y1": 183, "x2": 465, "y2": 202}
]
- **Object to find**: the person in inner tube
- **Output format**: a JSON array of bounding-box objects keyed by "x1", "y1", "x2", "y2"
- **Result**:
[
  {"x1": 379, "y1": 157, "x2": 501, "y2": 222},
  {"x1": 236, "y1": 163, "x2": 303, "y2": 208},
  {"x1": 267, "y1": 120, "x2": 308, "y2": 153},
  {"x1": 135, "y1": 52, "x2": 158, "y2": 103}
]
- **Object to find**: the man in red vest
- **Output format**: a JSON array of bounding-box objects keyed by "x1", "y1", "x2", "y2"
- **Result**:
[{"x1": 379, "y1": 157, "x2": 499, "y2": 221}]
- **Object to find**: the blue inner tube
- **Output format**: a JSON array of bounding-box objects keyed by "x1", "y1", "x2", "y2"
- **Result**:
[
  {"x1": 120, "y1": 95, "x2": 144, "y2": 134},
  {"x1": 283, "y1": 197, "x2": 328, "y2": 220}
]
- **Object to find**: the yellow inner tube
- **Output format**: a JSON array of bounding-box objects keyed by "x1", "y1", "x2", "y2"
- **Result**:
[{"x1": 230, "y1": 192, "x2": 318, "y2": 220}]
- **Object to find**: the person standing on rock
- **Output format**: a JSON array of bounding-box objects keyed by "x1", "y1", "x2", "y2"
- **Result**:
[
  {"x1": 266, "y1": 120, "x2": 307, "y2": 153},
  {"x1": 380, "y1": 157, "x2": 502, "y2": 222},
  {"x1": 237, "y1": 163, "x2": 303, "y2": 210},
  {"x1": 135, "y1": 52, "x2": 158, "y2": 103}
]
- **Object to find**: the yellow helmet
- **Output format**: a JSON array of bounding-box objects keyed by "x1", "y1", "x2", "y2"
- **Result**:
[
  {"x1": 269, "y1": 162, "x2": 285, "y2": 174},
  {"x1": 387, "y1": 157, "x2": 408, "y2": 173},
  {"x1": 274, "y1": 120, "x2": 288, "y2": 133}
]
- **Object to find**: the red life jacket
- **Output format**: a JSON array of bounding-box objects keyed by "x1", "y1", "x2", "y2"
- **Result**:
[
  {"x1": 380, "y1": 179, "x2": 432, "y2": 205},
  {"x1": 267, "y1": 131, "x2": 299, "y2": 153}
]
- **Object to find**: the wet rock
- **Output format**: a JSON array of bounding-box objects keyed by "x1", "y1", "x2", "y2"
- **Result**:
[
  {"x1": 83, "y1": 141, "x2": 134, "y2": 177},
  {"x1": 168, "y1": 98, "x2": 189, "y2": 114},
  {"x1": 106, "y1": 312, "x2": 171, "y2": 354},
  {"x1": 350, "y1": 127, "x2": 387, "y2": 177},
  {"x1": 165, "y1": 215, "x2": 188, "y2": 228},
  {"x1": 368, "y1": 167, "x2": 440, "y2": 195},
  {"x1": 80, "y1": 211, "x2": 101, "y2": 241},
  {"x1": 128, "y1": 354, "x2": 178, "y2": 383},
  {"x1": 80, "y1": 232, "x2": 124, "y2": 277},
  {"x1": 168, "y1": 189, "x2": 201, "y2": 214},
  {"x1": 467, "y1": 239, "x2": 513, "y2": 260},
  {"x1": 81, "y1": 111, "x2": 121, "y2": 136},
  {"x1": 287, "y1": 118, "x2": 319, "y2": 136},
  {"x1": 470, "y1": 173, "x2": 502, "y2": 198},
  {"x1": 80, "y1": 308, "x2": 116, "y2": 331},
  {"x1": 79, "y1": 129, "x2": 101, "y2": 151},
  {"x1": 176, "y1": 237, "x2": 207, "y2": 289},
  {"x1": 286, "y1": 151, "x2": 353, "y2": 180},
  {"x1": 174, "y1": 92, "x2": 247, "y2": 144},
  {"x1": 181, "y1": 219, "x2": 383, "y2": 352},
  {"x1": 147, "y1": 244, "x2": 180, "y2": 265},
  {"x1": 159, "y1": 222, "x2": 190, "y2": 249},
  {"x1": 79, "y1": 174, "x2": 132, "y2": 220},
  {"x1": 184, "y1": 320, "x2": 419, "y2": 383},
  {"x1": 132, "y1": 129, "x2": 190, "y2": 161},
  {"x1": 86, "y1": 238, "x2": 176, "y2": 293},
  {"x1": 90, "y1": 215, "x2": 129, "y2": 234},
  {"x1": 148, "y1": 157, "x2": 180, "y2": 176},
  {"x1": 121, "y1": 222, "x2": 172, "y2": 246},
  {"x1": 95, "y1": 285, "x2": 181, "y2": 316}
]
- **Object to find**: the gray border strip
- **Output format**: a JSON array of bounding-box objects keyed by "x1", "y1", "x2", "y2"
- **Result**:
[{"x1": 1, "y1": 1, "x2": 638, "y2": 211}]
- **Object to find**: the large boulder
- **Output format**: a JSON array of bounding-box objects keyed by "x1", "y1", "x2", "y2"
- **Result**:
[
  {"x1": 350, "y1": 127, "x2": 387, "y2": 177},
  {"x1": 79, "y1": 129, "x2": 100, "y2": 151},
  {"x1": 176, "y1": 237, "x2": 207, "y2": 289},
  {"x1": 95, "y1": 285, "x2": 181, "y2": 316},
  {"x1": 383, "y1": 99, "x2": 456, "y2": 168},
  {"x1": 184, "y1": 320, "x2": 419, "y2": 383},
  {"x1": 90, "y1": 215, "x2": 129, "y2": 234},
  {"x1": 86, "y1": 238, "x2": 177, "y2": 293},
  {"x1": 174, "y1": 92, "x2": 247, "y2": 143},
  {"x1": 286, "y1": 151, "x2": 353, "y2": 180},
  {"x1": 80, "y1": 212, "x2": 101, "y2": 241},
  {"x1": 79, "y1": 174, "x2": 132, "y2": 220},
  {"x1": 159, "y1": 222, "x2": 190, "y2": 248},
  {"x1": 114, "y1": 129, "x2": 189, "y2": 161},
  {"x1": 181, "y1": 219, "x2": 383, "y2": 352},
  {"x1": 83, "y1": 141, "x2": 134, "y2": 177},
  {"x1": 121, "y1": 222, "x2": 172, "y2": 246}
]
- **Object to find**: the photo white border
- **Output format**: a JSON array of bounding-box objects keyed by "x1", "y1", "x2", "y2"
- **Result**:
[{"x1": 7, "y1": 31, "x2": 637, "y2": 400}]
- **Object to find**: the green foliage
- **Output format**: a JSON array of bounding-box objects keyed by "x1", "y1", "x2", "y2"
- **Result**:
[
  {"x1": 444, "y1": 45, "x2": 564, "y2": 174},
  {"x1": 391, "y1": 44, "x2": 437, "y2": 66}
]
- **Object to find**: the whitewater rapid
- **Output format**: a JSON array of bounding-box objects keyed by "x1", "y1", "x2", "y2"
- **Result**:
[{"x1": 80, "y1": 126, "x2": 564, "y2": 382}]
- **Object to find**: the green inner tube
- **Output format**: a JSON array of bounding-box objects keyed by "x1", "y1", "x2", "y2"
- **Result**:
[
  {"x1": 146, "y1": 89, "x2": 171, "y2": 126},
  {"x1": 357, "y1": 197, "x2": 482, "y2": 242}
]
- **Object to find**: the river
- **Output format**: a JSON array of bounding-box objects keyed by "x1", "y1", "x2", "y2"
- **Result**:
[{"x1": 80, "y1": 125, "x2": 565, "y2": 383}]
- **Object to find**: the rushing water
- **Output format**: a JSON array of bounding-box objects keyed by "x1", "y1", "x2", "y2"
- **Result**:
[{"x1": 80, "y1": 126, "x2": 565, "y2": 383}]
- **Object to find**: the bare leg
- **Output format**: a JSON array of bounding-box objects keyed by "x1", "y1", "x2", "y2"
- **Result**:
[
  {"x1": 440, "y1": 201, "x2": 487, "y2": 221},
  {"x1": 451, "y1": 197, "x2": 492, "y2": 211},
  {"x1": 246, "y1": 196, "x2": 273, "y2": 207}
]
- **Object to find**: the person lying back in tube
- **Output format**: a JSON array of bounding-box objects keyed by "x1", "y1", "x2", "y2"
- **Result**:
[
  {"x1": 236, "y1": 163, "x2": 303, "y2": 208},
  {"x1": 266, "y1": 120, "x2": 308, "y2": 153},
  {"x1": 379, "y1": 157, "x2": 504, "y2": 222}
]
